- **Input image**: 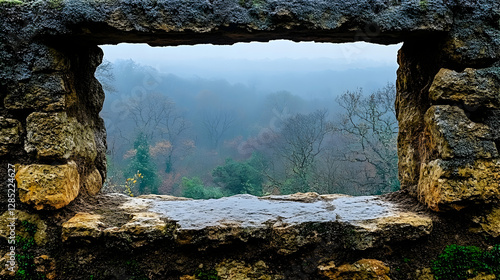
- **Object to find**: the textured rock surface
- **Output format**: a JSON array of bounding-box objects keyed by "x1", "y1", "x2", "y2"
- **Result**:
[
  {"x1": 395, "y1": 38, "x2": 442, "y2": 195},
  {"x1": 418, "y1": 159, "x2": 500, "y2": 210},
  {"x1": 424, "y1": 105, "x2": 497, "y2": 160},
  {"x1": 62, "y1": 193, "x2": 432, "y2": 252},
  {"x1": 0, "y1": 117, "x2": 22, "y2": 155},
  {"x1": 440, "y1": 3, "x2": 500, "y2": 66},
  {"x1": 4, "y1": 73, "x2": 71, "y2": 111},
  {"x1": 180, "y1": 260, "x2": 284, "y2": 280},
  {"x1": 1, "y1": 0, "x2": 500, "y2": 279},
  {"x1": 319, "y1": 259, "x2": 391, "y2": 280},
  {"x1": 0, "y1": 210, "x2": 47, "y2": 246},
  {"x1": 0, "y1": 0, "x2": 456, "y2": 46},
  {"x1": 82, "y1": 168, "x2": 102, "y2": 196},
  {"x1": 61, "y1": 213, "x2": 104, "y2": 241},
  {"x1": 0, "y1": 0, "x2": 497, "y2": 213},
  {"x1": 16, "y1": 161, "x2": 80, "y2": 210},
  {"x1": 25, "y1": 112, "x2": 97, "y2": 160},
  {"x1": 472, "y1": 206, "x2": 500, "y2": 237},
  {"x1": 215, "y1": 260, "x2": 284, "y2": 280},
  {"x1": 429, "y1": 68, "x2": 500, "y2": 109}
]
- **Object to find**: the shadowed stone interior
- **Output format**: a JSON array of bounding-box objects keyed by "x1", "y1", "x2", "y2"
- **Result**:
[{"x1": 0, "y1": 0, "x2": 500, "y2": 279}]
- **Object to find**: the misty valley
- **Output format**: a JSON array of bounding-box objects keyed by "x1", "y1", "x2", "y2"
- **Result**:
[{"x1": 97, "y1": 42, "x2": 400, "y2": 199}]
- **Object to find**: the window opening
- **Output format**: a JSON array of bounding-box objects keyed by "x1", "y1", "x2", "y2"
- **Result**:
[{"x1": 96, "y1": 40, "x2": 402, "y2": 198}]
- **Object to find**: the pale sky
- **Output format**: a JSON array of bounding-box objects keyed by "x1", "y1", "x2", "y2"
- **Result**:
[
  {"x1": 101, "y1": 40, "x2": 401, "y2": 66},
  {"x1": 99, "y1": 40, "x2": 401, "y2": 93}
]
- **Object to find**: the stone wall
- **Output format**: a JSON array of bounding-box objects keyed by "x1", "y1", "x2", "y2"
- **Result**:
[
  {"x1": 0, "y1": 0, "x2": 496, "y2": 211},
  {"x1": 0, "y1": 41, "x2": 106, "y2": 210},
  {"x1": 0, "y1": 0, "x2": 500, "y2": 279},
  {"x1": 395, "y1": 3, "x2": 500, "y2": 211}
]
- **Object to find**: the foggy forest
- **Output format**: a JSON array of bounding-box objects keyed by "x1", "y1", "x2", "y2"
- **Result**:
[{"x1": 96, "y1": 41, "x2": 401, "y2": 199}]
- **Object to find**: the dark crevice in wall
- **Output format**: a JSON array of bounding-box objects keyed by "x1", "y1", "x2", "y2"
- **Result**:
[
  {"x1": 9, "y1": 108, "x2": 33, "y2": 124},
  {"x1": 396, "y1": 35, "x2": 445, "y2": 192},
  {"x1": 59, "y1": 22, "x2": 409, "y2": 46},
  {"x1": 430, "y1": 98, "x2": 491, "y2": 125},
  {"x1": 442, "y1": 56, "x2": 500, "y2": 73},
  {"x1": 447, "y1": 62, "x2": 498, "y2": 73},
  {"x1": 0, "y1": 84, "x2": 6, "y2": 110},
  {"x1": 485, "y1": 110, "x2": 500, "y2": 140},
  {"x1": 34, "y1": 158, "x2": 68, "y2": 166},
  {"x1": 465, "y1": 107, "x2": 489, "y2": 124}
]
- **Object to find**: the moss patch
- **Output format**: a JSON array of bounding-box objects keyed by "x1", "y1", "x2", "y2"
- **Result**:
[
  {"x1": 15, "y1": 221, "x2": 45, "y2": 280},
  {"x1": 431, "y1": 244, "x2": 500, "y2": 280},
  {"x1": 0, "y1": 0, "x2": 24, "y2": 6}
]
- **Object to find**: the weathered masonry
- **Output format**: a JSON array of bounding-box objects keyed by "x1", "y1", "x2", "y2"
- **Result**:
[{"x1": 0, "y1": 0, "x2": 500, "y2": 279}]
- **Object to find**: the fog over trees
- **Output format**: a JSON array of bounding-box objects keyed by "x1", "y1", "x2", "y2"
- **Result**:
[{"x1": 97, "y1": 42, "x2": 400, "y2": 198}]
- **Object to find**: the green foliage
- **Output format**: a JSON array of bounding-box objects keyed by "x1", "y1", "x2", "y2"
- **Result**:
[
  {"x1": 0, "y1": 0, "x2": 64, "y2": 8},
  {"x1": 432, "y1": 244, "x2": 500, "y2": 280},
  {"x1": 15, "y1": 221, "x2": 45, "y2": 280},
  {"x1": 195, "y1": 268, "x2": 220, "y2": 280},
  {"x1": 48, "y1": 0, "x2": 63, "y2": 9},
  {"x1": 128, "y1": 132, "x2": 160, "y2": 195},
  {"x1": 212, "y1": 153, "x2": 264, "y2": 196},
  {"x1": 125, "y1": 260, "x2": 149, "y2": 280},
  {"x1": 279, "y1": 176, "x2": 311, "y2": 195},
  {"x1": 181, "y1": 177, "x2": 224, "y2": 199},
  {"x1": 336, "y1": 84, "x2": 399, "y2": 194},
  {"x1": 237, "y1": 0, "x2": 264, "y2": 8},
  {"x1": 0, "y1": 0, "x2": 23, "y2": 6},
  {"x1": 419, "y1": 0, "x2": 428, "y2": 9}
]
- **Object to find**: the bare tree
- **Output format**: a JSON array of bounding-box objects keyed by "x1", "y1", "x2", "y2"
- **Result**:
[
  {"x1": 202, "y1": 110, "x2": 236, "y2": 150},
  {"x1": 266, "y1": 90, "x2": 303, "y2": 118},
  {"x1": 127, "y1": 93, "x2": 191, "y2": 173},
  {"x1": 269, "y1": 109, "x2": 334, "y2": 193},
  {"x1": 335, "y1": 83, "x2": 399, "y2": 193},
  {"x1": 95, "y1": 59, "x2": 117, "y2": 94}
]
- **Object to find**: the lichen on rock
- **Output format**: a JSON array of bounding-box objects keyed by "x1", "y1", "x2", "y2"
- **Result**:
[
  {"x1": 215, "y1": 260, "x2": 284, "y2": 280},
  {"x1": 471, "y1": 206, "x2": 500, "y2": 237},
  {"x1": 82, "y1": 168, "x2": 102, "y2": 196},
  {"x1": 0, "y1": 0, "x2": 500, "y2": 278},
  {"x1": 25, "y1": 111, "x2": 97, "y2": 160},
  {"x1": 0, "y1": 210, "x2": 48, "y2": 245},
  {"x1": 0, "y1": 117, "x2": 22, "y2": 155},
  {"x1": 318, "y1": 259, "x2": 390, "y2": 280},
  {"x1": 4, "y1": 73, "x2": 71, "y2": 111},
  {"x1": 62, "y1": 212, "x2": 104, "y2": 241},
  {"x1": 424, "y1": 105, "x2": 497, "y2": 159},
  {"x1": 429, "y1": 67, "x2": 500, "y2": 109},
  {"x1": 16, "y1": 161, "x2": 80, "y2": 210},
  {"x1": 418, "y1": 159, "x2": 500, "y2": 210}
]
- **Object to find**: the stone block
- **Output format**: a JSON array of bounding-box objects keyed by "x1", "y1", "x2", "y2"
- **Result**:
[
  {"x1": 215, "y1": 260, "x2": 284, "y2": 280},
  {"x1": 429, "y1": 67, "x2": 500, "y2": 109},
  {"x1": 62, "y1": 213, "x2": 104, "y2": 242},
  {"x1": 0, "y1": 210, "x2": 48, "y2": 246},
  {"x1": 82, "y1": 168, "x2": 102, "y2": 196},
  {"x1": 0, "y1": 117, "x2": 22, "y2": 155},
  {"x1": 424, "y1": 105, "x2": 497, "y2": 159},
  {"x1": 484, "y1": 110, "x2": 500, "y2": 139},
  {"x1": 16, "y1": 161, "x2": 80, "y2": 210},
  {"x1": 418, "y1": 159, "x2": 500, "y2": 211},
  {"x1": 441, "y1": 20, "x2": 500, "y2": 66},
  {"x1": 4, "y1": 73, "x2": 71, "y2": 111},
  {"x1": 472, "y1": 206, "x2": 500, "y2": 238},
  {"x1": 25, "y1": 112, "x2": 97, "y2": 161},
  {"x1": 30, "y1": 44, "x2": 70, "y2": 72},
  {"x1": 318, "y1": 259, "x2": 390, "y2": 280}
]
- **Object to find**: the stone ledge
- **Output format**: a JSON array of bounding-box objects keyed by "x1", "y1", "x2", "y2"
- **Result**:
[{"x1": 62, "y1": 193, "x2": 432, "y2": 252}]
